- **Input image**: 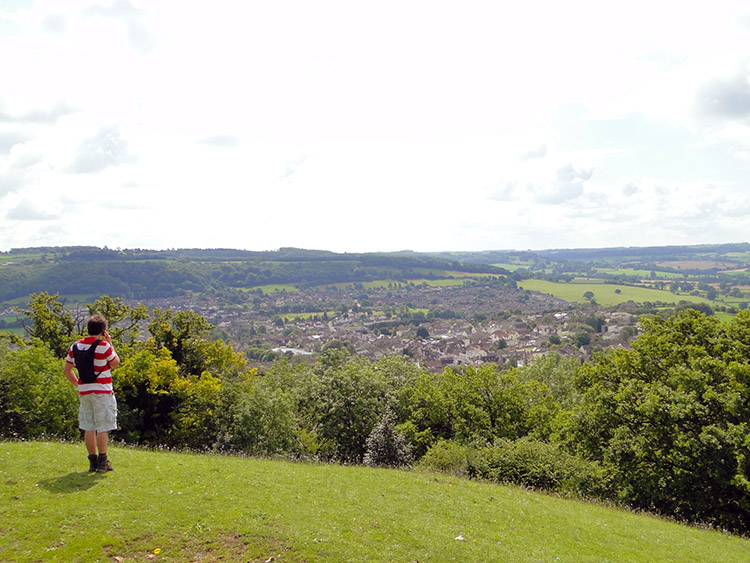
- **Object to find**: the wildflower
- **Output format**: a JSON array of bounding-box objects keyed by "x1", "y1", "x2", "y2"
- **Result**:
[
  {"x1": 455, "y1": 533, "x2": 464, "y2": 541},
  {"x1": 154, "y1": 548, "x2": 161, "y2": 554}
]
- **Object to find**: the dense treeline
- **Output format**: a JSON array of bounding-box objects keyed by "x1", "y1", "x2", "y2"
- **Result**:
[
  {"x1": 3, "y1": 293, "x2": 750, "y2": 533},
  {"x1": 0, "y1": 247, "x2": 507, "y2": 301},
  {"x1": 537, "y1": 242, "x2": 750, "y2": 262}
]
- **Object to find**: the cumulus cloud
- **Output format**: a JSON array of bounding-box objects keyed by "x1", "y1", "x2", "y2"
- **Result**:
[
  {"x1": 520, "y1": 144, "x2": 547, "y2": 160},
  {"x1": 488, "y1": 181, "x2": 517, "y2": 201},
  {"x1": 696, "y1": 64, "x2": 750, "y2": 121},
  {"x1": 0, "y1": 150, "x2": 44, "y2": 198},
  {"x1": 41, "y1": 13, "x2": 67, "y2": 34},
  {"x1": 127, "y1": 20, "x2": 158, "y2": 54},
  {"x1": 82, "y1": 0, "x2": 142, "y2": 19},
  {"x1": 199, "y1": 135, "x2": 240, "y2": 148},
  {"x1": 534, "y1": 164, "x2": 593, "y2": 204},
  {"x1": 280, "y1": 156, "x2": 310, "y2": 182},
  {"x1": 0, "y1": 171, "x2": 25, "y2": 198},
  {"x1": 10, "y1": 151, "x2": 44, "y2": 170},
  {"x1": 82, "y1": 0, "x2": 157, "y2": 54},
  {"x1": 0, "y1": 132, "x2": 30, "y2": 154},
  {"x1": 0, "y1": 100, "x2": 75, "y2": 124},
  {"x1": 6, "y1": 200, "x2": 59, "y2": 221},
  {"x1": 68, "y1": 125, "x2": 136, "y2": 174}
]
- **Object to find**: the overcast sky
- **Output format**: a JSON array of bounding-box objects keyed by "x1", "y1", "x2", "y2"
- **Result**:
[{"x1": 1, "y1": 1, "x2": 749, "y2": 253}]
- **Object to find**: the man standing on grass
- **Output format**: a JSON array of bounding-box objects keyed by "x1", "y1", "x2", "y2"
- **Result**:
[{"x1": 63, "y1": 314, "x2": 120, "y2": 473}]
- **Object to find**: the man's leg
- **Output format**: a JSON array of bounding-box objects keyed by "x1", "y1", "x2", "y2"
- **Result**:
[
  {"x1": 84, "y1": 430, "x2": 98, "y2": 472},
  {"x1": 94, "y1": 394, "x2": 116, "y2": 472},
  {"x1": 96, "y1": 431, "x2": 108, "y2": 455},
  {"x1": 84, "y1": 430, "x2": 97, "y2": 455},
  {"x1": 96, "y1": 430, "x2": 114, "y2": 473}
]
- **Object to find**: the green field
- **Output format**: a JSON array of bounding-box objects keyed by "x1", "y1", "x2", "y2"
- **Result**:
[
  {"x1": 491, "y1": 262, "x2": 530, "y2": 271},
  {"x1": 594, "y1": 267, "x2": 686, "y2": 279},
  {"x1": 2, "y1": 441, "x2": 748, "y2": 562},
  {"x1": 246, "y1": 284, "x2": 300, "y2": 294},
  {"x1": 281, "y1": 311, "x2": 338, "y2": 321},
  {"x1": 519, "y1": 279, "x2": 714, "y2": 306}
]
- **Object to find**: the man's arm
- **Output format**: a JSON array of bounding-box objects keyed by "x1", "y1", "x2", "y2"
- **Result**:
[
  {"x1": 63, "y1": 361, "x2": 78, "y2": 386},
  {"x1": 109, "y1": 354, "x2": 120, "y2": 370},
  {"x1": 103, "y1": 331, "x2": 120, "y2": 370}
]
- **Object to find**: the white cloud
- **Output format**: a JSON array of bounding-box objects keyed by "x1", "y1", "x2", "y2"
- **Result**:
[
  {"x1": 68, "y1": 125, "x2": 136, "y2": 174},
  {"x1": 198, "y1": 135, "x2": 240, "y2": 148},
  {"x1": 6, "y1": 199, "x2": 59, "y2": 220},
  {"x1": 696, "y1": 62, "x2": 750, "y2": 122},
  {"x1": 1, "y1": 1, "x2": 750, "y2": 252}
]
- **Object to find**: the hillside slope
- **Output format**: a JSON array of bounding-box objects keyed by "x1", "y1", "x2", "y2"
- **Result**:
[{"x1": 1, "y1": 442, "x2": 747, "y2": 562}]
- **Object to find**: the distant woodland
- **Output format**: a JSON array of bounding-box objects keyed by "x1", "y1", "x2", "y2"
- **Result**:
[{"x1": 3, "y1": 242, "x2": 750, "y2": 302}]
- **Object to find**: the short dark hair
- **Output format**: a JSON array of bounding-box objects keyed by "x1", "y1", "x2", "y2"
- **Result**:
[{"x1": 87, "y1": 314, "x2": 108, "y2": 336}]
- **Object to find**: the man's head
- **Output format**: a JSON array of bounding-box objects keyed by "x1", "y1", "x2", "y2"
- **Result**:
[{"x1": 87, "y1": 314, "x2": 108, "y2": 336}]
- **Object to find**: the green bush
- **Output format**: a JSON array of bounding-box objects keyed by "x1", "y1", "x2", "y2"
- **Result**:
[
  {"x1": 363, "y1": 409, "x2": 411, "y2": 468},
  {"x1": 470, "y1": 437, "x2": 611, "y2": 498},
  {"x1": 214, "y1": 378, "x2": 299, "y2": 456},
  {"x1": 0, "y1": 340, "x2": 78, "y2": 440},
  {"x1": 418, "y1": 440, "x2": 475, "y2": 476}
]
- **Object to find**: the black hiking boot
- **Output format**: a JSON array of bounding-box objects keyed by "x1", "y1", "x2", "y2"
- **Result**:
[
  {"x1": 88, "y1": 454, "x2": 98, "y2": 472},
  {"x1": 96, "y1": 453, "x2": 114, "y2": 473}
]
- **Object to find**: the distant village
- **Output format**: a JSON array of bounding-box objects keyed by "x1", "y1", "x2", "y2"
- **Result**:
[{"x1": 132, "y1": 281, "x2": 640, "y2": 371}]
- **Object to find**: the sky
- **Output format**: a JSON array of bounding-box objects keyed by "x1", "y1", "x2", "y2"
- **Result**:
[{"x1": 1, "y1": 0, "x2": 750, "y2": 254}]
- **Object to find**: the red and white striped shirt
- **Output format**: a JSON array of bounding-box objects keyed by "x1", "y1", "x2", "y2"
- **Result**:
[{"x1": 65, "y1": 336, "x2": 117, "y2": 396}]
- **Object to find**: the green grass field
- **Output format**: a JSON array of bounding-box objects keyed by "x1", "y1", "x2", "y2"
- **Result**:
[
  {"x1": 246, "y1": 284, "x2": 300, "y2": 294},
  {"x1": 2, "y1": 442, "x2": 748, "y2": 562},
  {"x1": 519, "y1": 279, "x2": 714, "y2": 307},
  {"x1": 593, "y1": 268, "x2": 686, "y2": 279},
  {"x1": 322, "y1": 278, "x2": 469, "y2": 291},
  {"x1": 281, "y1": 311, "x2": 338, "y2": 321}
]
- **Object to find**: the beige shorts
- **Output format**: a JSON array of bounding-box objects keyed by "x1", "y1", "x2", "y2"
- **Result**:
[{"x1": 79, "y1": 393, "x2": 118, "y2": 432}]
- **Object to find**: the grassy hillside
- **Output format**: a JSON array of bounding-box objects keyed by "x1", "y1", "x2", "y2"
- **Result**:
[{"x1": 1, "y1": 442, "x2": 748, "y2": 562}]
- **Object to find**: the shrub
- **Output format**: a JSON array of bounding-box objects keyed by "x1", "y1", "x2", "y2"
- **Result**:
[
  {"x1": 214, "y1": 379, "x2": 299, "y2": 456},
  {"x1": 470, "y1": 437, "x2": 611, "y2": 498},
  {"x1": 363, "y1": 409, "x2": 412, "y2": 468},
  {"x1": 0, "y1": 341, "x2": 78, "y2": 440},
  {"x1": 417, "y1": 440, "x2": 474, "y2": 476}
]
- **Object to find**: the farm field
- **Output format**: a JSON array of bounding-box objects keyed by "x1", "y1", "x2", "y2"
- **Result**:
[
  {"x1": 518, "y1": 279, "x2": 713, "y2": 307},
  {"x1": 246, "y1": 284, "x2": 300, "y2": 294},
  {"x1": 2, "y1": 441, "x2": 748, "y2": 563},
  {"x1": 594, "y1": 267, "x2": 685, "y2": 279}
]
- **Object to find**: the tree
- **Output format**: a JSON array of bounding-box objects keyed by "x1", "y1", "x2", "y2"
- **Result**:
[
  {"x1": 583, "y1": 291, "x2": 595, "y2": 301},
  {"x1": 574, "y1": 332, "x2": 591, "y2": 347},
  {"x1": 416, "y1": 326, "x2": 430, "y2": 339},
  {"x1": 564, "y1": 309, "x2": 750, "y2": 533},
  {"x1": 16, "y1": 292, "x2": 78, "y2": 358},
  {"x1": 88, "y1": 295, "x2": 149, "y2": 347},
  {"x1": 302, "y1": 357, "x2": 391, "y2": 462},
  {"x1": 148, "y1": 309, "x2": 214, "y2": 375},
  {"x1": 363, "y1": 408, "x2": 412, "y2": 468}
]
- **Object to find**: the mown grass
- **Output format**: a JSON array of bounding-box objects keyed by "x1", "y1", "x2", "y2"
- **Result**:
[
  {"x1": 2, "y1": 442, "x2": 749, "y2": 562},
  {"x1": 519, "y1": 279, "x2": 713, "y2": 307}
]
